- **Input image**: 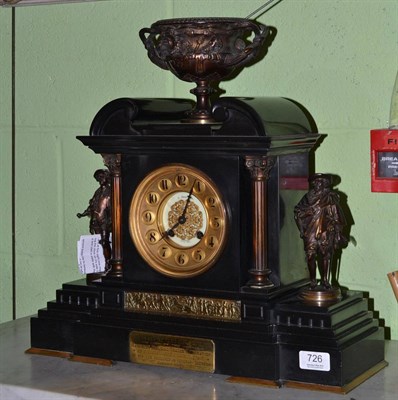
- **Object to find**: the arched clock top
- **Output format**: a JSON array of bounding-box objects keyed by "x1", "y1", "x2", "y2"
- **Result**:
[
  {"x1": 89, "y1": 97, "x2": 318, "y2": 137},
  {"x1": 83, "y1": 97, "x2": 320, "y2": 156}
]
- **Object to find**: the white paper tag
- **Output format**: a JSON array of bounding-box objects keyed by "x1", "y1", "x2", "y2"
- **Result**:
[
  {"x1": 299, "y1": 351, "x2": 330, "y2": 372},
  {"x1": 77, "y1": 234, "x2": 106, "y2": 274}
]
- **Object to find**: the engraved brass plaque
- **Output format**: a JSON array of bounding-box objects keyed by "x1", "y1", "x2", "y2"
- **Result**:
[
  {"x1": 124, "y1": 291, "x2": 241, "y2": 322},
  {"x1": 130, "y1": 331, "x2": 215, "y2": 373}
]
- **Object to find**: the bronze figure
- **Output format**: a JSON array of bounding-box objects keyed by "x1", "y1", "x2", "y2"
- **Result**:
[
  {"x1": 77, "y1": 169, "x2": 112, "y2": 272},
  {"x1": 294, "y1": 174, "x2": 347, "y2": 290}
]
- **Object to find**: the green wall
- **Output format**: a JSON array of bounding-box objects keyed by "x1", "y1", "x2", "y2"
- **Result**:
[{"x1": 0, "y1": 0, "x2": 397, "y2": 338}]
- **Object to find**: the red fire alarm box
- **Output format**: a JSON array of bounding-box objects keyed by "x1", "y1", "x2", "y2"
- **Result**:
[{"x1": 371, "y1": 129, "x2": 398, "y2": 193}]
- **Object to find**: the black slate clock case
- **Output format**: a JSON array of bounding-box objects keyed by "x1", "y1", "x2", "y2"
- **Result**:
[
  {"x1": 86, "y1": 96, "x2": 316, "y2": 294},
  {"x1": 30, "y1": 97, "x2": 386, "y2": 392}
]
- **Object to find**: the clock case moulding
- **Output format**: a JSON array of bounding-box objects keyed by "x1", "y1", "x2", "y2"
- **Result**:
[{"x1": 30, "y1": 97, "x2": 386, "y2": 391}]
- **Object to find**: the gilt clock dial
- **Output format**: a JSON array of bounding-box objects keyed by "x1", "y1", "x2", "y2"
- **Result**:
[{"x1": 129, "y1": 164, "x2": 228, "y2": 278}]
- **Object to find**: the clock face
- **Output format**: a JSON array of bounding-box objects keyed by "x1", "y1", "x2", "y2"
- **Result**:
[{"x1": 129, "y1": 164, "x2": 228, "y2": 278}]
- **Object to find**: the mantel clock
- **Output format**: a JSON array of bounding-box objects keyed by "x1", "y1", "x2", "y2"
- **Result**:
[{"x1": 30, "y1": 17, "x2": 385, "y2": 393}]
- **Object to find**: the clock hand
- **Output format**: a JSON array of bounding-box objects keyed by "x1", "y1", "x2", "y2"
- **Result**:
[
  {"x1": 165, "y1": 208, "x2": 188, "y2": 236},
  {"x1": 162, "y1": 181, "x2": 197, "y2": 238},
  {"x1": 179, "y1": 180, "x2": 196, "y2": 223}
]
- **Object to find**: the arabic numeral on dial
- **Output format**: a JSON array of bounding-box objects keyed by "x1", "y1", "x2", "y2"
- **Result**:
[
  {"x1": 175, "y1": 253, "x2": 188, "y2": 265},
  {"x1": 146, "y1": 192, "x2": 159, "y2": 205},
  {"x1": 205, "y1": 196, "x2": 216, "y2": 208},
  {"x1": 142, "y1": 211, "x2": 155, "y2": 224},
  {"x1": 210, "y1": 216, "x2": 221, "y2": 229},
  {"x1": 146, "y1": 230, "x2": 160, "y2": 244},
  {"x1": 158, "y1": 178, "x2": 172, "y2": 192},
  {"x1": 158, "y1": 246, "x2": 172, "y2": 259},
  {"x1": 205, "y1": 236, "x2": 218, "y2": 249},
  {"x1": 193, "y1": 180, "x2": 205, "y2": 194},
  {"x1": 175, "y1": 174, "x2": 189, "y2": 187},
  {"x1": 192, "y1": 249, "x2": 205, "y2": 262}
]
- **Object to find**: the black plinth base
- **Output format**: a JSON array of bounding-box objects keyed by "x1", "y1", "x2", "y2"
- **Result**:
[
  {"x1": 274, "y1": 295, "x2": 386, "y2": 388},
  {"x1": 30, "y1": 280, "x2": 385, "y2": 391}
]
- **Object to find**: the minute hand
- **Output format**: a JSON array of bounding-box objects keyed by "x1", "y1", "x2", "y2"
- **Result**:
[{"x1": 180, "y1": 180, "x2": 196, "y2": 222}]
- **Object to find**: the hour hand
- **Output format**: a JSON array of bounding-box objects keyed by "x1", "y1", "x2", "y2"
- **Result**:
[
  {"x1": 166, "y1": 228, "x2": 176, "y2": 237},
  {"x1": 161, "y1": 226, "x2": 177, "y2": 239}
]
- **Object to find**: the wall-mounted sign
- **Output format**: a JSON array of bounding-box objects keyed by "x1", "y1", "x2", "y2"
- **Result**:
[{"x1": 371, "y1": 129, "x2": 398, "y2": 193}]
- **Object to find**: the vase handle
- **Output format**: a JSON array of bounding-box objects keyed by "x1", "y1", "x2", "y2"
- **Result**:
[
  {"x1": 228, "y1": 21, "x2": 269, "y2": 69},
  {"x1": 139, "y1": 27, "x2": 169, "y2": 71}
]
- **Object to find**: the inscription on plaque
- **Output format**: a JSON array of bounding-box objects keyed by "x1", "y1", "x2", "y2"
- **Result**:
[{"x1": 130, "y1": 331, "x2": 215, "y2": 373}]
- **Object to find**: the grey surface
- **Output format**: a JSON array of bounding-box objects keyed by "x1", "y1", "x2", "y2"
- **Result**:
[{"x1": 0, "y1": 317, "x2": 397, "y2": 400}]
